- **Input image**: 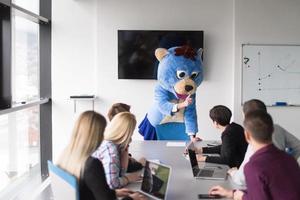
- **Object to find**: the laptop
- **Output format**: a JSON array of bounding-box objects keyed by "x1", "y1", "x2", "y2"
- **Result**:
[
  {"x1": 140, "y1": 160, "x2": 171, "y2": 200},
  {"x1": 187, "y1": 143, "x2": 228, "y2": 180}
]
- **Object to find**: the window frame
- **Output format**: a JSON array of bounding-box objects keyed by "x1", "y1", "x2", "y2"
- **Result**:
[{"x1": 0, "y1": 0, "x2": 51, "y2": 181}]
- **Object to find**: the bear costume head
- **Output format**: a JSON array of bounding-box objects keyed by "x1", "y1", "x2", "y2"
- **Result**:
[{"x1": 155, "y1": 46, "x2": 203, "y2": 99}]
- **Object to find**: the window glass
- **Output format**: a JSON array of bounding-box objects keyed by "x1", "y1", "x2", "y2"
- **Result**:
[
  {"x1": 12, "y1": 16, "x2": 39, "y2": 103},
  {"x1": 0, "y1": 0, "x2": 51, "y2": 198},
  {"x1": 0, "y1": 106, "x2": 40, "y2": 193},
  {"x1": 13, "y1": 0, "x2": 39, "y2": 14}
]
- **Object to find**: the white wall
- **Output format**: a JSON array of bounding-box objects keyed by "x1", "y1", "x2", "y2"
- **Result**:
[
  {"x1": 52, "y1": 0, "x2": 234, "y2": 159},
  {"x1": 233, "y1": 0, "x2": 300, "y2": 138},
  {"x1": 52, "y1": 0, "x2": 98, "y2": 159},
  {"x1": 52, "y1": 0, "x2": 300, "y2": 160},
  {"x1": 97, "y1": 0, "x2": 234, "y2": 141}
]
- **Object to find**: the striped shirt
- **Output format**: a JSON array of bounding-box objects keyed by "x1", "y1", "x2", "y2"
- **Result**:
[{"x1": 92, "y1": 140, "x2": 127, "y2": 189}]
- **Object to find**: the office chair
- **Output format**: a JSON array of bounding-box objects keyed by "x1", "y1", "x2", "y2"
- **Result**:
[
  {"x1": 155, "y1": 122, "x2": 189, "y2": 140},
  {"x1": 47, "y1": 161, "x2": 79, "y2": 200}
]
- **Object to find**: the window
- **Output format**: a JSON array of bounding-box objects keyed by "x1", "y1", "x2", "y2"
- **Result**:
[
  {"x1": 0, "y1": 0, "x2": 51, "y2": 198},
  {"x1": 12, "y1": 16, "x2": 40, "y2": 103},
  {"x1": 13, "y1": 0, "x2": 39, "y2": 14},
  {"x1": 0, "y1": 106, "x2": 40, "y2": 192}
]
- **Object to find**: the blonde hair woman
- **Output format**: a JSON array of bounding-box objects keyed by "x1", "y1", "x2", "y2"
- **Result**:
[
  {"x1": 93, "y1": 112, "x2": 144, "y2": 189},
  {"x1": 57, "y1": 111, "x2": 145, "y2": 200}
]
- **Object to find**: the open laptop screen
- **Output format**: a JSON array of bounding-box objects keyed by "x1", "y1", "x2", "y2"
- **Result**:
[
  {"x1": 188, "y1": 149, "x2": 199, "y2": 169},
  {"x1": 141, "y1": 161, "x2": 171, "y2": 200},
  {"x1": 187, "y1": 142, "x2": 198, "y2": 169}
]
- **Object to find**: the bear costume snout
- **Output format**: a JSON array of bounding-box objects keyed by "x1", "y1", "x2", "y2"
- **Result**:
[
  {"x1": 185, "y1": 85, "x2": 193, "y2": 92},
  {"x1": 174, "y1": 78, "x2": 197, "y2": 96}
]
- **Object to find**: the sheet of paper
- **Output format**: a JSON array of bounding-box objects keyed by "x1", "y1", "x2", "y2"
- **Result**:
[
  {"x1": 166, "y1": 141, "x2": 186, "y2": 147},
  {"x1": 149, "y1": 159, "x2": 160, "y2": 163},
  {"x1": 183, "y1": 153, "x2": 190, "y2": 161}
]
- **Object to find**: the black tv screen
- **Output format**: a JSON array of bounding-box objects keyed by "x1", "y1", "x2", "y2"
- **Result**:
[{"x1": 118, "y1": 30, "x2": 204, "y2": 79}]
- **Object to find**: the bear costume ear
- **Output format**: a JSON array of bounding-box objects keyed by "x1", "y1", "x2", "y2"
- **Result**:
[{"x1": 155, "y1": 48, "x2": 169, "y2": 61}]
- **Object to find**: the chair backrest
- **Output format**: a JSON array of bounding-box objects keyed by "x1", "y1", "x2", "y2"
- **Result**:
[
  {"x1": 47, "y1": 161, "x2": 79, "y2": 200},
  {"x1": 155, "y1": 122, "x2": 189, "y2": 140}
]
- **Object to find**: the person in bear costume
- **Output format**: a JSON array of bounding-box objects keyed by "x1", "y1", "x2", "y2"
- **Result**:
[{"x1": 139, "y1": 45, "x2": 203, "y2": 141}]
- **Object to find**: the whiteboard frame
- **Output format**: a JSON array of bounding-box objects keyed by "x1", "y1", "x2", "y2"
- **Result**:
[{"x1": 241, "y1": 43, "x2": 300, "y2": 107}]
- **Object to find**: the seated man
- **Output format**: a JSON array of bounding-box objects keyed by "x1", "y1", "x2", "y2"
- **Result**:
[
  {"x1": 229, "y1": 99, "x2": 300, "y2": 186},
  {"x1": 209, "y1": 111, "x2": 300, "y2": 200},
  {"x1": 196, "y1": 105, "x2": 248, "y2": 168}
]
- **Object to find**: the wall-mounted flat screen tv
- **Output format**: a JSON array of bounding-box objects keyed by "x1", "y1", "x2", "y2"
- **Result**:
[{"x1": 118, "y1": 30, "x2": 204, "y2": 79}]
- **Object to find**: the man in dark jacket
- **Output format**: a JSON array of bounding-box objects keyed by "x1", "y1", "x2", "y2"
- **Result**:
[{"x1": 196, "y1": 105, "x2": 248, "y2": 168}]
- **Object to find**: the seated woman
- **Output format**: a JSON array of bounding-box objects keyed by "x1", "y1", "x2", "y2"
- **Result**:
[
  {"x1": 107, "y1": 103, "x2": 145, "y2": 173},
  {"x1": 56, "y1": 111, "x2": 145, "y2": 200},
  {"x1": 93, "y1": 112, "x2": 142, "y2": 189},
  {"x1": 196, "y1": 105, "x2": 248, "y2": 168},
  {"x1": 107, "y1": 103, "x2": 131, "y2": 121}
]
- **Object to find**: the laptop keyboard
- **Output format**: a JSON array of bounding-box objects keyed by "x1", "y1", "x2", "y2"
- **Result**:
[
  {"x1": 193, "y1": 168, "x2": 200, "y2": 175},
  {"x1": 198, "y1": 169, "x2": 214, "y2": 177}
]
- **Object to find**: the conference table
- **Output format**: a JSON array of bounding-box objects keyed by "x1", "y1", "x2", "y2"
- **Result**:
[{"x1": 127, "y1": 140, "x2": 242, "y2": 200}]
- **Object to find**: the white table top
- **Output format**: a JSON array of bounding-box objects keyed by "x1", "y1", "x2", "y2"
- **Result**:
[{"x1": 127, "y1": 140, "x2": 241, "y2": 200}]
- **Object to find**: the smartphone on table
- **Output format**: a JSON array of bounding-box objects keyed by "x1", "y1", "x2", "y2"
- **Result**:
[{"x1": 198, "y1": 194, "x2": 222, "y2": 199}]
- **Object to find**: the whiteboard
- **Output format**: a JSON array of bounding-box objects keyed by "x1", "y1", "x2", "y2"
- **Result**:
[{"x1": 242, "y1": 44, "x2": 300, "y2": 106}]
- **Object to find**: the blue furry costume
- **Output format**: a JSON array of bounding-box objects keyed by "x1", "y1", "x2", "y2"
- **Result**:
[{"x1": 139, "y1": 46, "x2": 203, "y2": 140}]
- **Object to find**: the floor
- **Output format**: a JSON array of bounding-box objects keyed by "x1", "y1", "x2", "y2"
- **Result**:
[
  {"x1": 34, "y1": 185, "x2": 53, "y2": 200},
  {"x1": 0, "y1": 167, "x2": 52, "y2": 200}
]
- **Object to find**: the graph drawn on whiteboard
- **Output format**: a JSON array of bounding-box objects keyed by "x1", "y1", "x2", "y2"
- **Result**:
[{"x1": 242, "y1": 44, "x2": 300, "y2": 106}]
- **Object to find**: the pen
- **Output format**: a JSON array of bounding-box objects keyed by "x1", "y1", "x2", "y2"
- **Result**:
[
  {"x1": 274, "y1": 102, "x2": 287, "y2": 106},
  {"x1": 273, "y1": 102, "x2": 298, "y2": 106}
]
